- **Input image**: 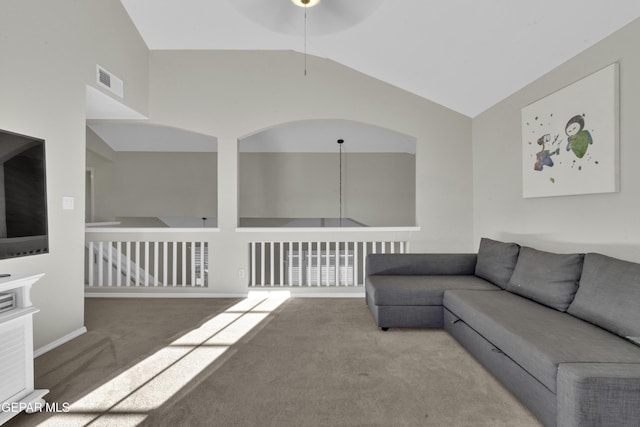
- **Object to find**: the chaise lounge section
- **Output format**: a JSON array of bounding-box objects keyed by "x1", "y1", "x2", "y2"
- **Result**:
[{"x1": 365, "y1": 238, "x2": 640, "y2": 427}]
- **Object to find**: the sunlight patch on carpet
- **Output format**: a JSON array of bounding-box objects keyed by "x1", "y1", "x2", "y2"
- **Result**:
[{"x1": 37, "y1": 293, "x2": 289, "y2": 426}]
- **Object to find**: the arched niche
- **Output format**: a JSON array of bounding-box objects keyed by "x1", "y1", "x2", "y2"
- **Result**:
[{"x1": 238, "y1": 119, "x2": 416, "y2": 227}]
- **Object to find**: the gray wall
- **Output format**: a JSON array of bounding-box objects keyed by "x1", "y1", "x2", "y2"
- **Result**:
[
  {"x1": 472, "y1": 18, "x2": 640, "y2": 261},
  {"x1": 0, "y1": 0, "x2": 149, "y2": 350},
  {"x1": 86, "y1": 149, "x2": 218, "y2": 220},
  {"x1": 239, "y1": 152, "x2": 415, "y2": 227}
]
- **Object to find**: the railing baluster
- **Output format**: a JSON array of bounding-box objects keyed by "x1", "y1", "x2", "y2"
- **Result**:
[
  {"x1": 344, "y1": 242, "x2": 349, "y2": 286},
  {"x1": 126, "y1": 241, "x2": 131, "y2": 286},
  {"x1": 279, "y1": 242, "x2": 284, "y2": 286},
  {"x1": 107, "y1": 242, "x2": 113, "y2": 286},
  {"x1": 116, "y1": 241, "x2": 122, "y2": 287},
  {"x1": 154, "y1": 241, "x2": 159, "y2": 286},
  {"x1": 297, "y1": 241, "x2": 302, "y2": 286},
  {"x1": 324, "y1": 241, "x2": 329, "y2": 286},
  {"x1": 97, "y1": 241, "x2": 104, "y2": 287},
  {"x1": 270, "y1": 241, "x2": 275, "y2": 286},
  {"x1": 251, "y1": 242, "x2": 256, "y2": 287},
  {"x1": 307, "y1": 241, "x2": 312, "y2": 286},
  {"x1": 200, "y1": 241, "x2": 206, "y2": 286},
  {"x1": 260, "y1": 241, "x2": 265, "y2": 287},
  {"x1": 135, "y1": 242, "x2": 140, "y2": 286},
  {"x1": 288, "y1": 241, "x2": 292, "y2": 286},
  {"x1": 363, "y1": 241, "x2": 368, "y2": 280},
  {"x1": 88, "y1": 241, "x2": 94, "y2": 287},
  {"x1": 191, "y1": 241, "x2": 196, "y2": 287},
  {"x1": 345, "y1": 242, "x2": 350, "y2": 286},
  {"x1": 163, "y1": 241, "x2": 168, "y2": 287},
  {"x1": 144, "y1": 241, "x2": 150, "y2": 286},
  {"x1": 339, "y1": 241, "x2": 342, "y2": 286},
  {"x1": 335, "y1": 242, "x2": 339, "y2": 286},
  {"x1": 181, "y1": 241, "x2": 187, "y2": 286},
  {"x1": 354, "y1": 241, "x2": 359, "y2": 286},
  {"x1": 172, "y1": 242, "x2": 177, "y2": 286}
]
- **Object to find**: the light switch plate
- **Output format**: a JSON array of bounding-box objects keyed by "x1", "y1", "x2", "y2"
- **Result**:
[{"x1": 62, "y1": 196, "x2": 75, "y2": 210}]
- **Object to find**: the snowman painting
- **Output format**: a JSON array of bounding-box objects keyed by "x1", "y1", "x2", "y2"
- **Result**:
[{"x1": 565, "y1": 115, "x2": 593, "y2": 159}]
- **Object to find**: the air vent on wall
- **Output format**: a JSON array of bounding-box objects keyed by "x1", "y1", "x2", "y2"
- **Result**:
[{"x1": 96, "y1": 65, "x2": 124, "y2": 98}]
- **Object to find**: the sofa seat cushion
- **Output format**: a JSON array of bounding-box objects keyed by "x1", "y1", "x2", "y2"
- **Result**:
[
  {"x1": 366, "y1": 275, "x2": 498, "y2": 306},
  {"x1": 444, "y1": 290, "x2": 640, "y2": 393}
]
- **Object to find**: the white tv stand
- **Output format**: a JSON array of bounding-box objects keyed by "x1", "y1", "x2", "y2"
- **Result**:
[{"x1": 0, "y1": 274, "x2": 48, "y2": 425}]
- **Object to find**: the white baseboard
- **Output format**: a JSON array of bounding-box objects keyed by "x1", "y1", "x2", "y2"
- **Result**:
[
  {"x1": 34, "y1": 326, "x2": 87, "y2": 358},
  {"x1": 85, "y1": 291, "x2": 365, "y2": 298},
  {"x1": 292, "y1": 292, "x2": 365, "y2": 298},
  {"x1": 85, "y1": 292, "x2": 247, "y2": 298}
]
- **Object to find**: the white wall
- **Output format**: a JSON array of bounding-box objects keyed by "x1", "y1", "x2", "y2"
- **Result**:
[
  {"x1": 239, "y1": 152, "x2": 415, "y2": 227},
  {"x1": 472, "y1": 18, "x2": 640, "y2": 261},
  {"x1": 148, "y1": 51, "x2": 473, "y2": 293},
  {"x1": 0, "y1": 0, "x2": 149, "y2": 349},
  {"x1": 86, "y1": 149, "x2": 218, "y2": 220}
]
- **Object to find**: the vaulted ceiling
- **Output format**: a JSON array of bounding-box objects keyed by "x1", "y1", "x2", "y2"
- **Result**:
[{"x1": 120, "y1": 0, "x2": 640, "y2": 118}]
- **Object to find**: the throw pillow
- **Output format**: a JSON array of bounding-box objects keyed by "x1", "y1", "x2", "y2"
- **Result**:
[
  {"x1": 568, "y1": 253, "x2": 640, "y2": 339},
  {"x1": 474, "y1": 238, "x2": 520, "y2": 289},
  {"x1": 506, "y1": 247, "x2": 584, "y2": 312}
]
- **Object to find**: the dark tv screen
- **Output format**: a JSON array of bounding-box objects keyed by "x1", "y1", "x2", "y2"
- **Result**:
[{"x1": 0, "y1": 129, "x2": 49, "y2": 259}]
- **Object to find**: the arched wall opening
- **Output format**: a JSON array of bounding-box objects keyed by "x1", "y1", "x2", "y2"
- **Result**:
[
  {"x1": 238, "y1": 119, "x2": 416, "y2": 227},
  {"x1": 85, "y1": 122, "x2": 218, "y2": 227}
]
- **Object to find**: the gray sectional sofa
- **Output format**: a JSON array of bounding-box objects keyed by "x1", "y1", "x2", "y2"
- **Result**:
[{"x1": 365, "y1": 238, "x2": 640, "y2": 427}]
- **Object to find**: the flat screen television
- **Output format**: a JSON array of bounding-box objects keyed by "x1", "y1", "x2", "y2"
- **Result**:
[{"x1": 0, "y1": 129, "x2": 49, "y2": 259}]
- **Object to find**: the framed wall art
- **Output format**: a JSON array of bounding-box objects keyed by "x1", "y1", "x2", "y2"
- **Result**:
[{"x1": 521, "y1": 63, "x2": 619, "y2": 198}]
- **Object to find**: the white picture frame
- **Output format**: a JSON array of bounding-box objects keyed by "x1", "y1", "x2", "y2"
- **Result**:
[{"x1": 522, "y1": 63, "x2": 619, "y2": 198}]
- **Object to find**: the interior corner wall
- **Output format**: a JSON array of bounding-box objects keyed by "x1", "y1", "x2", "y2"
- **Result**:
[
  {"x1": 0, "y1": 0, "x2": 149, "y2": 351},
  {"x1": 472, "y1": 18, "x2": 640, "y2": 261}
]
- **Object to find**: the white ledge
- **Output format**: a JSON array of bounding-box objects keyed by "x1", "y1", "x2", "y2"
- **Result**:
[
  {"x1": 235, "y1": 226, "x2": 420, "y2": 233},
  {"x1": 85, "y1": 227, "x2": 221, "y2": 233},
  {"x1": 86, "y1": 227, "x2": 420, "y2": 233}
]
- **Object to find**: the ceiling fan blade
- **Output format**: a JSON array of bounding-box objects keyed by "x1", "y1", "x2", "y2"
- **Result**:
[
  {"x1": 230, "y1": 0, "x2": 302, "y2": 35},
  {"x1": 307, "y1": 0, "x2": 383, "y2": 35},
  {"x1": 227, "y1": 0, "x2": 383, "y2": 36}
]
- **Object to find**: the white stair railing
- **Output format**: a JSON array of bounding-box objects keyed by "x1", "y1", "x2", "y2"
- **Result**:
[
  {"x1": 86, "y1": 239, "x2": 208, "y2": 288},
  {"x1": 249, "y1": 240, "x2": 407, "y2": 287}
]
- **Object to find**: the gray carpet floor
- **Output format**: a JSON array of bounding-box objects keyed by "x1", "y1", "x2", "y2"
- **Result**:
[{"x1": 8, "y1": 298, "x2": 541, "y2": 426}]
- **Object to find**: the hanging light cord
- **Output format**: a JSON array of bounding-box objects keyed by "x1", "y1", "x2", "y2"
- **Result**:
[
  {"x1": 304, "y1": 6, "x2": 308, "y2": 76},
  {"x1": 338, "y1": 139, "x2": 344, "y2": 226}
]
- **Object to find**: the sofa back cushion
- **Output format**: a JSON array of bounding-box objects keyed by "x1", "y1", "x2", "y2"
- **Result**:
[
  {"x1": 506, "y1": 247, "x2": 584, "y2": 312},
  {"x1": 474, "y1": 238, "x2": 520, "y2": 289},
  {"x1": 568, "y1": 253, "x2": 640, "y2": 340}
]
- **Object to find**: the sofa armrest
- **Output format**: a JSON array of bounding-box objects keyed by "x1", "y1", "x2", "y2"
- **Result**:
[
  {"x1": 557, "y1": 363, "x2": 640, "y2": 427},
  {"x1": 365, "y1": 253, "x2": 477, "y2": 276}
]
